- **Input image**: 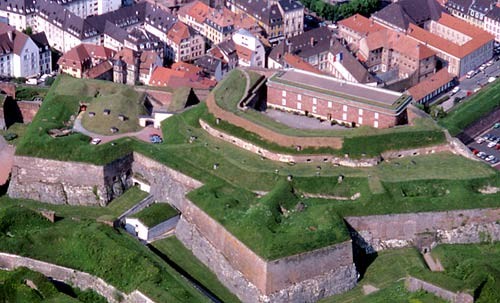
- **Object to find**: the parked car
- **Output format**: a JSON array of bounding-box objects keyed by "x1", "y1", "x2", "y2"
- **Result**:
[
  {"x1": 477, "y1": 151, "x2": 486, "y2": 158},
  {"x1": 471, "y1": 148, "x2": 480, "y2": 155},
  {"x1": 494, "y1": 122, "x2": 500, "y2": 129},
  {"x1": 476, "y1": 137, "x2": 486, "y2": 144},
  {"x1": 491, "y1": 158, "x2": 499, "y2": 165},
  {"x1": 488, "y1": 76, "x2": 497, "y2": 83},
  {"x1": 450, "y1": 86, "x2": 460, "y2": 95},
  {"x1": 488, "y1": 141, "x2": 497, "y2": 148},
  {"x1": 466, "y1": 70, "x2": 475, "y2": 79},
  {"x1": 90, "y1": 138, "x2": 101, "y2": 145},
  {"x1": 486, "y1": 155, "x2": 495, "y2": 162},
  {"x1": 495, "y1": 144, "x2": 500, "y2": 150},
  {"x1": 150, "y1": 134, "x2": 163, "y2": 144}
]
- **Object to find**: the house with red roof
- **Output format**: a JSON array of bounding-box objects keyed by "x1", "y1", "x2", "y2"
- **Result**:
[
  {"x1": 165, "y1": 21, "x2": 205, "y2": 63},
  {"x1": 57, "y1": 43, "x2": 115, "y2": 79}
]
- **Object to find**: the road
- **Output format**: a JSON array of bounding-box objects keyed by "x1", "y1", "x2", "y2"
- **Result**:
[{"x1": 441, "y1": 56, "x2": 500, "y2": 111}]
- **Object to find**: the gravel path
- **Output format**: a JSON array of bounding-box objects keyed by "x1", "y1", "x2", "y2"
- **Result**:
[{"x1": 73, "y1": 113, "x2": 161, "y2": 143}]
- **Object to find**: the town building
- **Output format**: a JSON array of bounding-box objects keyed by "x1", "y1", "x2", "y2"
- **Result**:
[
  {"x1": 194, "y1": 55, "x2": 226, "y2": 81},
  {"x1": 228, "y1": 0, "x2": 304, "y2": 43},
  {"x1": 0, "y1": 22, "x2": 41, "y2": 78},
  {"x1": 165, "y1": 21, "x2": 205, "y2": 63},
  {"x1": 358, "y1": 28, "x2": 437, "y2": 83},
  {"x1": 0, "y1": 0, "x2": 121, "y2": 32},
  {"x1": 209, "y1": 29, "x2": 265, "y2": 69},
  {"x1": 178, "y1": 1, "x2": 260, "y2": 44},
  {"x1": 268, "y1": 27, "x2": 333, "y2": 71},
  {"x1": 407, "y1": 68, "x2": 455, "y2": 104},
  {"x1": 337, "y1": 14, "x2": 384, "y2": 51},
  {"x1": 112, "y1": 48, "x2": 162, "y2": 85},
  {"x1": 267, "y1": 69, "x2": 412, "y2": 128},
  {"x1": 57, "y1": 43, "x2": 114, "y2": 78},
  {"x1": 445, "y1": 0, "x2": 493, "y2": 28},
  {"x1": 328, "y1": 40, "x2": 378, "y2": 85},
  {"x1": 149, "y1": 65, "x2": 216, "y2": 89},
  {"x1": 406, "y1": 13, "x2": 494, "y2": 77},
  {"x1": 31, "y1": 32, "x2": 52, "y2": 75}
]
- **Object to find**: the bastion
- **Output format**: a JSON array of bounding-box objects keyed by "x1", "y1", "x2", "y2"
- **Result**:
[{"x1": 7, "y1": 154, "x2": 134, "y2": 206}]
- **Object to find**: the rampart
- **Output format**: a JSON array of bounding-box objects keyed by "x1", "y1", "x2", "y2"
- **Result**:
[
  {"x1": 8, "y1": 154, "x2": 134, "y2": 206},
  {"x1": 206, "y1": 91, "x2": 344, "y2": 149},
  {"x1": 345, "y1": 208, "x2": 500, "y2": 253},
  {"x1": 200, "y1": 119, "x2": 379, "y2": 166},
  {"x1": 406, "y1": 276, "x2": 473, "y2": 303},
  {"x1": 0, "y1": 252, "x2": 155, "y2": 303}
]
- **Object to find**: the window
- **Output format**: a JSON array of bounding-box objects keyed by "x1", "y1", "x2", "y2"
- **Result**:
[
  {"x1": 374, "y1": 121, "x2": 379, "y2": 128},
  {"x1": 342, "y1": 113, "x2": 347, "y2": 120},
  {"x1": 312, "y1": 106, "x2": 317, "y2": 113},
  {"x1": 374, "y1": 112, "x2": 379, "y2": 119},
  {"x1": 358, "y1": 117, "x2": 363, "y2": 124},
  {"x1": 358, "y1": 108, "x2": 363, "y2": 115},
  {"x1": 313, "y1": 97, "x2": 317, "y2": 105},
  {"x1": 297, "y1": 94, "x2": 301, "y2": 101},
  {"x1": 282, "y1": 90, "x2": 286, "y2": 97},
  {"x1": 328, "y1": 101, "x2": 332, "y2": 108},
  {"x1": 343, "y1": 105, "x2": 348, "y2": 112},
  {"x1": 282, "y1": 98, "x2": 286, "y2": 106},
  {"x1": 297, "y1": 102, "x2": 302, "y2": 110}
]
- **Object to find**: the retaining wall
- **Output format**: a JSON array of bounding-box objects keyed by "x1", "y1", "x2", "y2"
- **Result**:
[
  {"x1": 131, "y1": 153, "x2": 203, "y2": 211},
  {"x1": 200, "y1": 119, "x2": 379, "y2": 166},
  {"x1": 7, "y1": 154, "x2": 134, "y2": 206},
  {"x1": 345, "y1": 208, "x2": 500, "y2": 253},
  {"x1": 0, "y1": 252, "x2": 129, "y2": 303},
  {"x1": 206, "y1": 92, "x2": 344, "y2": 149},
  {"x1": 406, "y1": 276, "x2": 473, "y2": 303},
  {"x1": 176, "y1": 197, "x2": 357, "y2": 303}
]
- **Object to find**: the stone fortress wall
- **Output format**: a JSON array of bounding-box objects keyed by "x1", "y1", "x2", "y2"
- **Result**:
[
  {"x1": 345, "y1": 208, "x2": 500, "y2": 253},
  {"x1": 6, "y1": 152, "x2": 500, "y2": 303},
  {"x1": 8, "y1": 154, "x2": 134, "y2": 206},
  {"x1": 0, "y1": 252, "x2": 155, "y2": 303}
]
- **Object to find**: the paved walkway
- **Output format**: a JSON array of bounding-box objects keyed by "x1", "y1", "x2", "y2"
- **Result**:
[
  {"x1": 423, "y1": 252, "x2": 444, "y2": 272},
  {"x1": 73, "y1": 113, "x2": 161, "y2": 144},
  {"x1": 264, "y1": 109, "x2": 347, "y2": 130},
  {"x1": 0, "y1": 136, "x2": 14, "y2": 185}
]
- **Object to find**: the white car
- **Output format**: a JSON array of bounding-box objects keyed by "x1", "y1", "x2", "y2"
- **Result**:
[
  {"x1": 91, "y1": 138, "x2": 101, "y2": 145},
  {"x1": 488, "y1": 141, "x2": 497, "y2": 148},
  {"x1": 488, "y1": 76, "x2": 496, "y2": 83},
  {"x1": 450, "y1": 86, "x2": 460, "y2": 95},
  {"x1": 476, "y1": 137, "x2": 486, "y2": 144},
  {"x1": 486, "y1": 155, "x2": 495, "y2": 162},
  {"x1": 486, "y1": 60, "x2": 494, "y2": 66}
]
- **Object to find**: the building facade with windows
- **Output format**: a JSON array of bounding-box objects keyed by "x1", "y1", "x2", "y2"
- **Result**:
[{"x1": 267, "y1": 69, "x2": 412, "y2": 128}]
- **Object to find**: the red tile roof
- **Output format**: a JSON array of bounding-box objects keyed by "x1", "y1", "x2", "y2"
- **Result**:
[
  {"x1": 167, "y1": 21, "x2": 191, "y2": 45},
  {"x1": 149, "y1": 66, "x2": 216, "y2": 89},
  {"x1": 283, "y1": 53, "x2": 323, "y2": 74},
  {"x1": 365, "y1": 29, "x2": 436, "y2": 60},
  {"x1": 407, "y1": 13, "x2": 494, "y2": 59},
  {"x1": 407, "y1": 68, "x2": 454, "y2": 102},
  {"x1": 58, "y1": 44, "x2": 114, "y2": 70},
  {"x1": 178, "y1": 1, "x2": 209, "y2": 24},
  {"x1": 338, "y1": 14, "x2": 384, "y2": 36}
]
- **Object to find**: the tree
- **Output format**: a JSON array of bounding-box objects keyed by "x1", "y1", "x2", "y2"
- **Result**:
[{"x1": 23, "y1": 26, "x2": 32, "y2": 36}]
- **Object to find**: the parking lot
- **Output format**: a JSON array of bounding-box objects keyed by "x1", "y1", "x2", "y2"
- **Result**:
[{"x1": 467, "y1": 125, "x2": 500, "y2": 170}]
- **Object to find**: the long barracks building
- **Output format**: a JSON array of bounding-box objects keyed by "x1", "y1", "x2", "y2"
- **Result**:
[{"x1": 267, "y1": 69, "x2": 412, "y2": 128}]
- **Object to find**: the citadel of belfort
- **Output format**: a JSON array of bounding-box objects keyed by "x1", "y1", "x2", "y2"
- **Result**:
[{"x1": 1, "y1": 65, "x2": 499, "y2": 303}]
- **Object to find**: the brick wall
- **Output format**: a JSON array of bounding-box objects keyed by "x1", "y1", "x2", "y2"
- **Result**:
[
  {"x1": 406, "y1": 276, "x2": 473, "y2": 303},
  {"x1": 17, "y1": 101, "x2": 41, "y2": 123}
]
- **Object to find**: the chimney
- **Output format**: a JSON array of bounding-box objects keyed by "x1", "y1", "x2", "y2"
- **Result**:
[{"x1": 310, "y1": 37, "x2": 315, "y2": 47}]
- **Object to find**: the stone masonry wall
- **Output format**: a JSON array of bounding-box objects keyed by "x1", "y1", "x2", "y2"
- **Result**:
[
  {"x1": 176, "y1": 215, "x2": 357, "y2": 303},
  {"x1": 200, "y1": 119, "x2": 379, "y2": 166},
  {"x1": 406, "y1": 276, "x2": 473, "y2": 303},
  {"x1": 131, "y1": 153, "x2": 203, "y2": 211},
  {"x1": 0, "y1": 252, "x2": 125, "y2": 303},
  {"x1": 7, "y1": 154, "x2": 134, "y2": 206},
  {"x1": 345, "y1": 208, "x2": 500, "y2": 253}
]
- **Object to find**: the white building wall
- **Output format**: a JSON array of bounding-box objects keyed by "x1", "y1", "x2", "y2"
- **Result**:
[
  {"x1": 97, "y1": 0, "x2": 121, "y2": 15},
  {"x1": 124, "y1": 218, "x2": 149, "y2": 240},
  {"x1": 0, "y1": 10, "x2": 29, "y2": 31}
]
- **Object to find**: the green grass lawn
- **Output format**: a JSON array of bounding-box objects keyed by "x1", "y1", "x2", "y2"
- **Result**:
[
  {"x1": 131, "y1": 203, "x2": 178, "y2": 227},
  {"x1": 152, "y1": 237, "x2": 240, "y2": 303},
  {"x1": 12, "y1": 74, "x2": 500, "y2": 260},
  {"x1": 0, "y1": 122, "x2": 28, "y2": 146},
  {"x1": 106, "y1": 186, "x2": 149, "y2": 217},
  {"x1": 15, "y1": 85, "x2": 49, "y2": 100},
  {"x1": 0, "y1": 206, "x2": 209, "y2": 303},
  {"x1": 213, "y1": 69, "x2": 247, "y2": 112},
  {"x1": 0, "y1": 267, "x2": 106, "y2": 303},
  {"x1": 439, "y1": 80, "x2": 500, "y2": 136}
]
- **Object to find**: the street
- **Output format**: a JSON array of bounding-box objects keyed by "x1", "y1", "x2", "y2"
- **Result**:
[{"x1": 440, "y1": 56, "x2": 500, "y2": 111}]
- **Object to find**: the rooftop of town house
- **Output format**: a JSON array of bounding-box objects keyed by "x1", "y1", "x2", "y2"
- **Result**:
[{"x1": 269, "y1": 69, "x2": 412, "y2": 111}]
